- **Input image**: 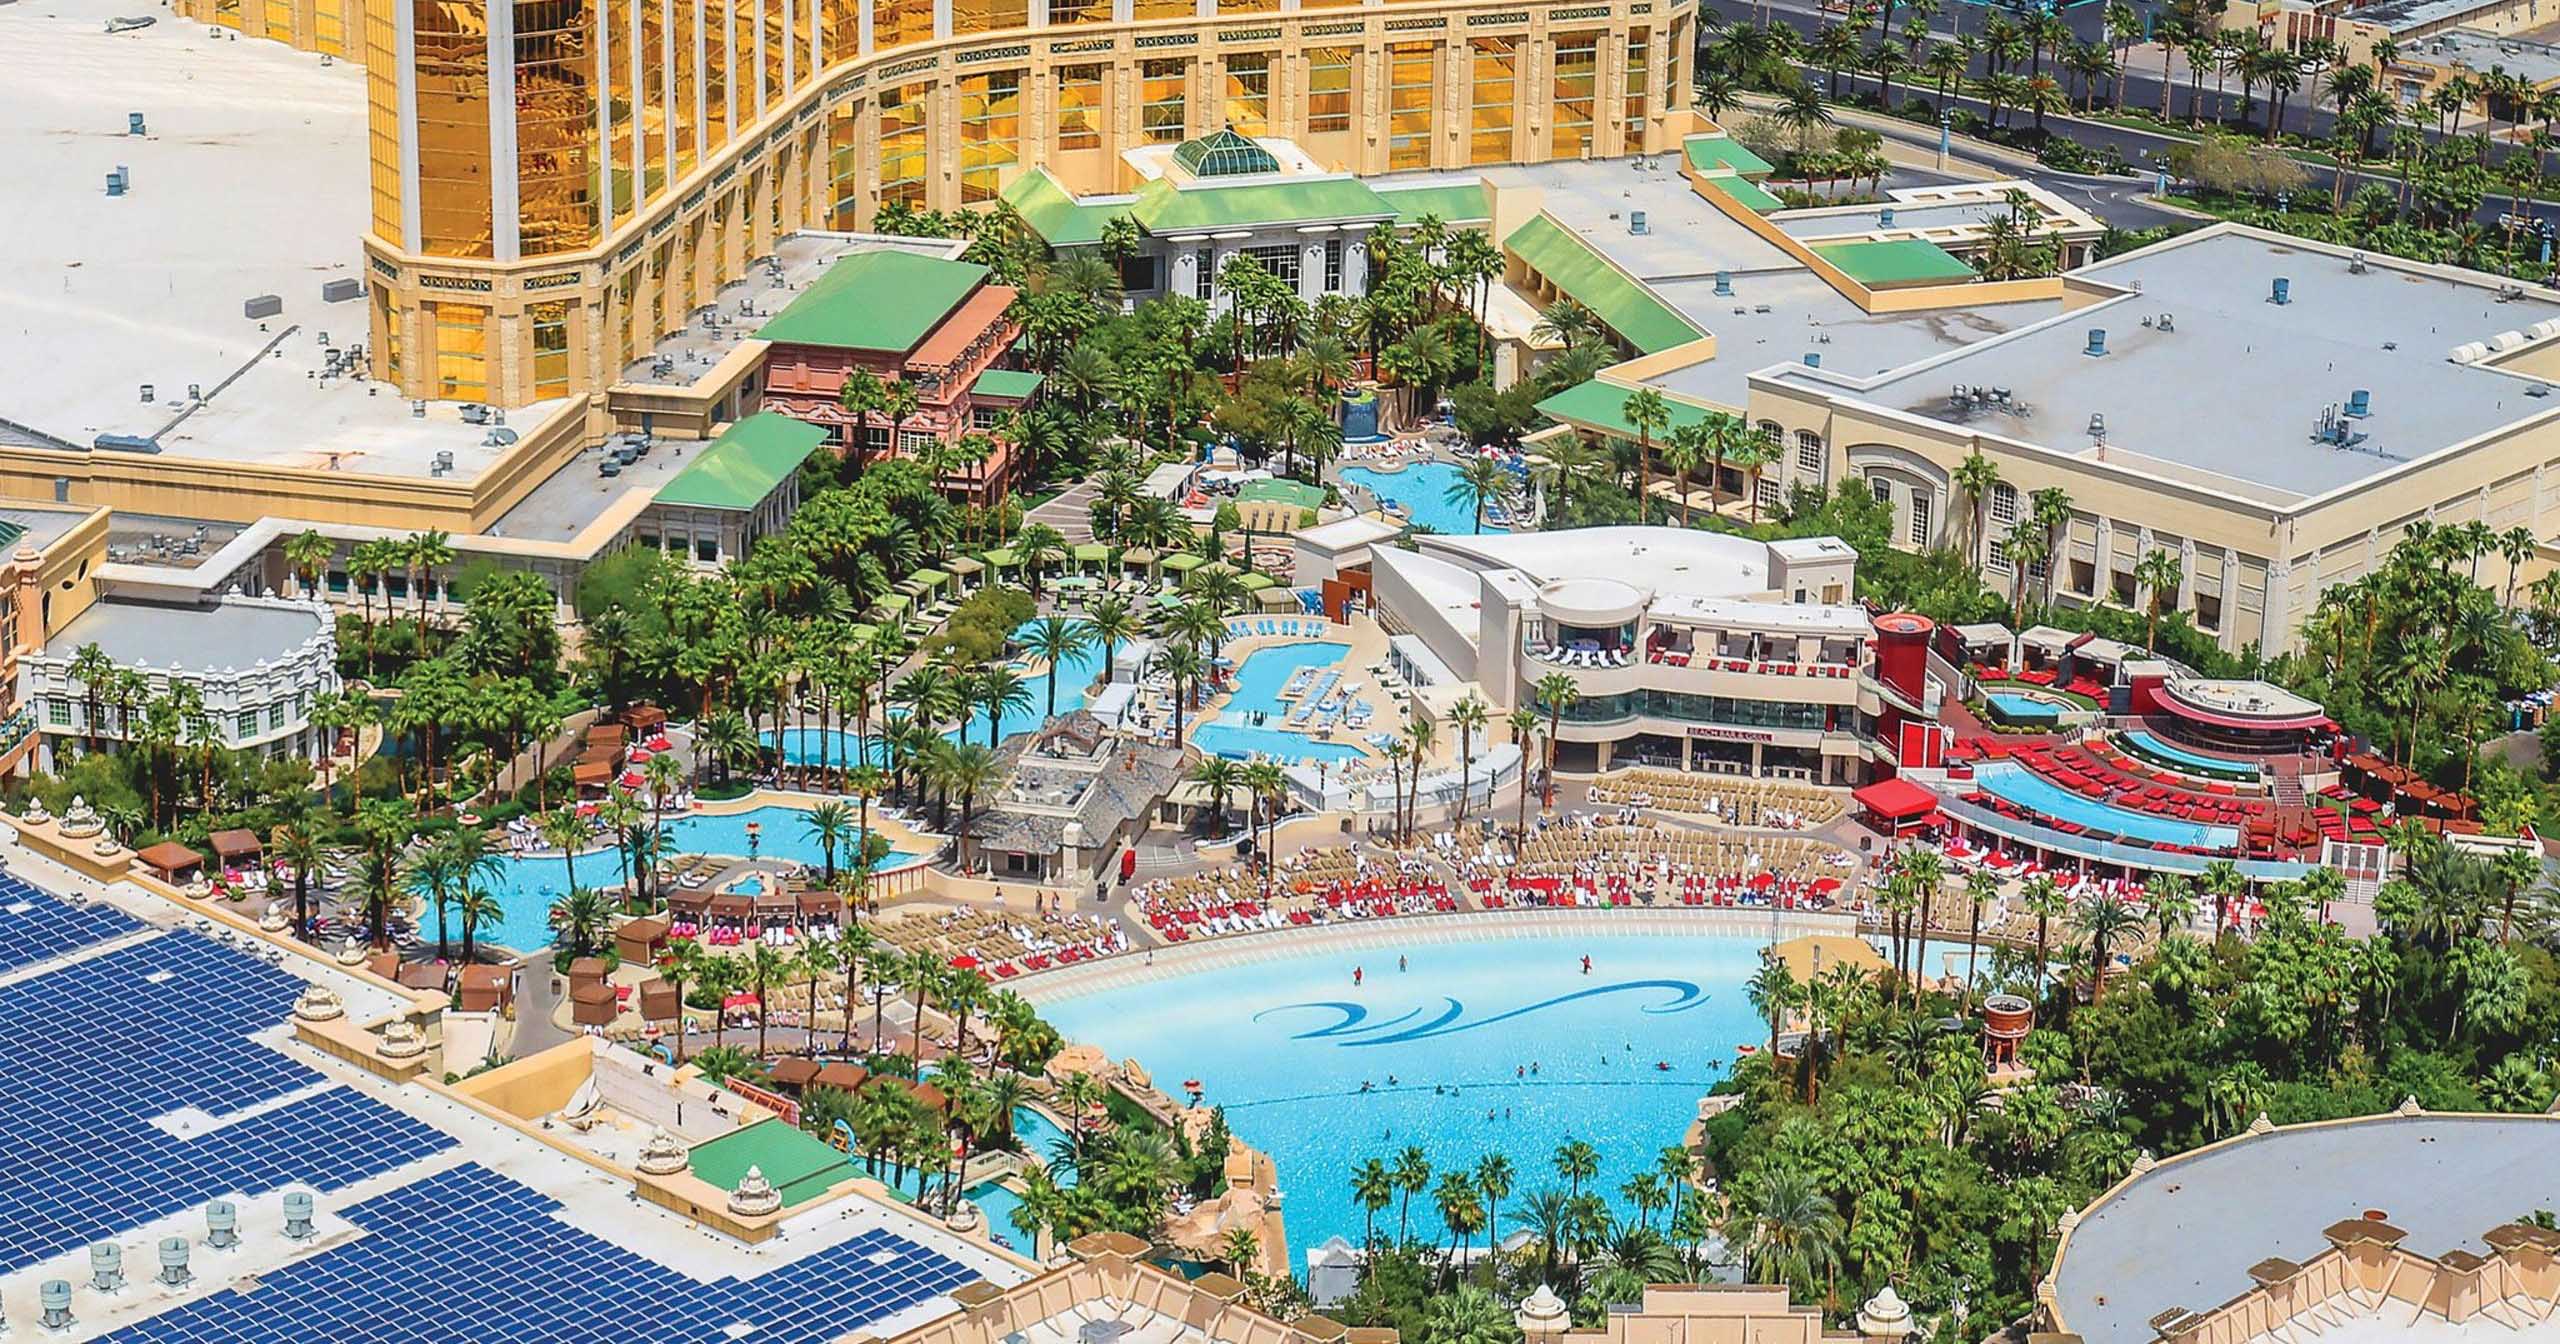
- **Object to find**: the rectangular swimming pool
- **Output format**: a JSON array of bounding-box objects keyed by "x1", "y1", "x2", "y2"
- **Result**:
[
  {"x1": 1972, "y1": 761, "x2": 2238, "y2": 850},
  {"x1": 1983, "y1": 691, "x2": 2061, "y2": 728}
]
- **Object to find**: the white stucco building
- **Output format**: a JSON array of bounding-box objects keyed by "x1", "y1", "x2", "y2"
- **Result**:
[{"x1": 21, "y1": 594, "x2": 342, "y2": 770}]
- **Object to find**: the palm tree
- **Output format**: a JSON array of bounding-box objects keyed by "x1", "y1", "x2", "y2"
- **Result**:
[
  {"x1": 1508, "y1": 707, "x2": 1539, "y2": 832},
  {"x1": 1532, "y1": 672, "x2": 1579, "y2": 808},
  {"x1": 1744, "y1": 955, "x2": 1799, "y2": 1060},
  {"x1": 2022, "y1": 873, "x2": 2066, "y2": 1000},
  {"x1": 1022, "y1": 616, "x2": 1093, "y2": 720},
  {"x1": 1188, "y1": 758, "x2": 1242, "y2": 839},
  {"x1": 2135, "y1": 547, "x2": 2183, "y2": 650},
  {"x1": 1392, "y1": 1145, "x2": 1433, "y2": 1244},
  {"x1": 1551, "y1": 1138, "x2": 1599, "y2": 1198},
  {"x1": 1620, "y1": 388, "x2": 1669, "y2": 517},
  {"x1": 746, "y1": 941, "x2": 791, "y2": 1058},
  {"x1": 283, "y1": 527, "x2": 334, "y2": 599},
  {"x1": 2073, "y1": 887, "x2": 2141, "y2": 1004},
  {"x1": 548, "y1": 887, "x2": 615, "y2": 959},
  {"x1": 803, "y1": 800, "x2": 854, "y2": 884},
  {"x1": 1474, "y1": 1153, "x2": 1515, "y2": 1251},
  {"x1": 2201, "y1": 857, "x2": 2246, "y2": 935},
  {"x1": 1083, "y1": 595, "x2": 1138, "y2": 690},
  {"x1": 1741, "y1": 1170, "x2": 1842, "y2": 1302},
  {"x1": 1447, "y1": 695, "x2": 1488, "y2": 821},
  {"x1": 1953, "y1": 450, "x2": 2002, "y2": 570}
]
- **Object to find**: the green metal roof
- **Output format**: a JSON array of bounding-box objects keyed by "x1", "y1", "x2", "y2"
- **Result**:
[
  {"x1": 980, "y1": 547, "x2": 1020, "y2": 567},
  {"x1": 1236, "y1": 477, "x2": 1324, "y2": 510},
  {"x1": 1131, "y1": 175, "x2": 1394, "y2": 234},
  {"x1": 653, "y1": 413, "x2": 827, "y2": 511},
  {"x1": 1159, "y1": 551, "x2": 1205, "y2": 572},
  {"x1": 755, "y1": 250, "x2": 989, "y2": 351},
  {"x1": 1072, "y1": 542, "x2": 1110, "y2": 562},
  {"x1": 1238, "y1": 571, "x2": 1277, "y2": 592},
  {"x1": 970, "y1": 368, "x2": 1044, "y2": 400},
  {"x1": 1378, "y1": 182, "x2": 1491, "y2": 224},
  {"x1": 1700, "y1": 174, "x2": 1785, "y2": 213},
  {"x1": 1815, "y1": 238, "x2": 1977, "y2": 287},
  {"x1": 1000, "y1": 168, "x2": 1133, "y2": 247},
  {"x1": 1173, "y1": 128, "x2": 1281, "y2": 178},
  {"x1": 685, "y1": 1118, "x2": 856, "y2": 1209},
  {"x1": 1503, "y1": 214, "x2": 1707, "y2": 355},
  {"x1": 1683, "y1": 134, "x2": 1775, "y2": 177},
  {"x1": 1536, "y1": 379, "x2": 1728, "y2": 434}
]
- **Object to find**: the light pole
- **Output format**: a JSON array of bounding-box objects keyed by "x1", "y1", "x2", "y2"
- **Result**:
[{"x1": 1939, "y1": 105, "x2": 1953, "y2": 170}]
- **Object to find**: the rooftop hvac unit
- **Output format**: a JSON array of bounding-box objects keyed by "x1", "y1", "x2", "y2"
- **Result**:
[
  {"x1": 459, "y1": 403, "x2": 488, "y2": 425},
  {"x1": 321, "y1": 278, "x2": 362, "y2": 303},
  {"x1": 243, "y1": 294, "x2": 282, "y2": 320},
  {"x1": 127, "y1": 111, "x2": 145, "y2": 134},
  {"x1": 1628, "y1": 210, "x2": 1649, "y2": 235}
]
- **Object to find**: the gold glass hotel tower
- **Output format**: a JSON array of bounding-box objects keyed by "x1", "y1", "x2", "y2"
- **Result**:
[{"x1": 185, "y1": 0, "x2": 1695, "y2": 405}]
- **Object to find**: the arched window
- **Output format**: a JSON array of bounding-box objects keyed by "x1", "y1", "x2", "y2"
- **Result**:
[{"x1": 1792, "y1": 428, "x2": 1823, "y2": 479}]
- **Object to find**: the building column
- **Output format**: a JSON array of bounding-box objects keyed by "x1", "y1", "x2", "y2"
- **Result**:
[
  {"x1": 1680, "y1": 736, "x2": 1693, "y2": 771},
  {"x1": 1299, "y1": 236, "x2": 1326, "y2": 304}
]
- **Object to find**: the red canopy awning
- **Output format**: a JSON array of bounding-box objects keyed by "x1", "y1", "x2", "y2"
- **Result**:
[{"x1": 1853, "y1": 777, "x2": 1939, "y2": 822}]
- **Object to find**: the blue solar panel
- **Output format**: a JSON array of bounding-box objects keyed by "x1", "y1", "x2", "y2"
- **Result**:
[
  {"x1": 0, "y1": 930, "x2": 454, "y2": 1273},
  {"x1": 101, "y1": 1164, "x2": 983, "y2": 1344},
  {"x1": 0, "y1": 872, "x2": 143, "y2": 973}
]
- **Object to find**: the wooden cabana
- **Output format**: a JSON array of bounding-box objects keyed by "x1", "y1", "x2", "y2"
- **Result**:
[
  {"x1": 566, "y1": 956, "x2": 609, "y2": 996},
  {"x1": 812, "y1": 1062, "x2": 870, "y2": 1093},
  {"x1": 135, "y1": 841, "x2": 204, "y2": 882},
  {"x1": 767, "y1": 1057, "x2": 823, "y2": 1090},
  {"x1": 396, "y1": 963, "x2": 447, "y2": 993},
  {"x1": 458, "y1": 964, "x2": 515, "y2": 1013},
  {"x1": 208, "y1": 829, "x2": 263, "y2": 869},
  {"x1": 614, "y1": 915, "x2": 671, "y2": 965},
  {"x1": 570, "y1": 982, "x2": 619, "y2": 1029},
  {"x1": 635, "y1": 976, "x2": 678, "y2": 1024}
]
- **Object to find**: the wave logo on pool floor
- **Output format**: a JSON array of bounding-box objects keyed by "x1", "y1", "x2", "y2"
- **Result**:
[{"x1": 1254, "y1": 980, "x2": 1709, "y2": 1047}]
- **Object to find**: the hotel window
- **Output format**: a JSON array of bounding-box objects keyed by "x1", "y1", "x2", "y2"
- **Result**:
[
  {"x1": 1869, "y1": 475, "x2": 1890, "y2": 505},
  {"x1": 1224, "y1": 53, "x2": 1272, "y2": 136},
  {"x1": 269, "y1": 703, "x2": 289, "y2": 731},
  {"x1": 1623, "y1": 27, "x2": 1651, "y2": 145},
  {"x1": 374, "y1": 285, "x2": 403, "y2": 385},
  {"x1": 1990, "y1": 481, "x2": 2018, "y2": 528},
  {"x1": 513, "y1": 0, "x2": 601, "y2": 256},
  {"x1": 363, "y1": 0, "x2": 402, "y2": 238},
  {"x1": 1057, "y1": 64, "x2": 1104, "y2": 150},
  {"x1": 1324, "y1": 238, "x2": 1344, "y2": 292},
  {"x1": 1141, "y1": 59, "x2": 1189, "y2": 142},
  {"x1": 1246, "y1": 243, "x2": 1300, "y2": 289},
  {"x1": 412, "y1": 0, "x2": 497, "y2": 256},
  {"x1": 1194, "y1": 248, "x2": 1214, "y2": 300},
  {"x1": 951, "y1": 0, "x2": 1027, "y2": 35},
  {"x1": 531, "y1": 301, "x2": 572, "y2": 399},
  {"x1": 829, "y1": 103, "x2": 863, "y2": 228},
  {"x1": 878, "y1": 82, "x2": 929, "y2": 207},
  {"x1": 47, "y1": 701, "x2": 68, "y2": 728},
  {"x1": 1909, "y1": 492, "x2": 1931, "y2": 547},
  {"x1": 1756, "y1": 477, "x2": 1781, "y2": 516},
  {"x1": 1307, "y1": 47, "x2": 1354, "y2": 134},
  {"x1": 432, "y1": 303, "x2": 488, "y2": 399},
  {"x1": 1470, "y1": 38, "x2": 1516, "y2": 165},
  {"x1": 1388, "y1": 43, "x2": 1435, "y2": 170},
  {"x1": 959, "y1": 69, "x2": 1023, "y2": 204},
  {"x1": 237, "y1": 710, "x2": 260, "y2": 739},
  {"x1": 1793, "y1": 429, "x2": 1822, "y2": 477},
  {"x1": 1551, "y1": 31, "x2": 1598, "y2": 159},
  {"x1": 1132, "y1": 0, "x2": 1186, "y2": 17},
  {"x1": 1046, "y1": 0, "x2": 1106, "y2": 23},
  {"x1": 314, "y1": 0, "x2": 348, "y2": 51},
  {"x1": 873, "y1": 0, "x2": 929, "y2": 51}
]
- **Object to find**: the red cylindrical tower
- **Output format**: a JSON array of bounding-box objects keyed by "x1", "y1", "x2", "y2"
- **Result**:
[
  {"x1": 1982, "y1": 992, "x2": 2033, "y2": 1067},
  {"x1": 1873, "y1": 613, "x2": 1934, "y2": 704}
]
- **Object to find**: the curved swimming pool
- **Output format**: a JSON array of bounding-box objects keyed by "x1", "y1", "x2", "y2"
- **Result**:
[
  {"x1": 1341, "y1": 462, "x2": 1508, "y2": 536},
  {"x1": 1035, "y1": 927, "x2": 1952, "y2": 1250},
  {"x1": 1972, "y1": 761, "x2": 2238, "y2": 850}
]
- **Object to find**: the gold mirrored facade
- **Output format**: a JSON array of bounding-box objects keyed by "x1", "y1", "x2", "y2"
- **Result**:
[{"x1": 285, "y1": 0, "x2": 1691, "y2": 404}]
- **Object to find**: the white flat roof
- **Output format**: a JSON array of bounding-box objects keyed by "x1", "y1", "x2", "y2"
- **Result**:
[
  {"x1": 1422, "y1": 526, "x2": 1774, "y2": 601},
  {"x1": 0, "y1": 0, "x2": 563, "y2": 480},
  {"x1": 1297, "y1": 512, "x2": 1405, "y2": 550},
  {"x1": 1651, "y1": 593, "x2": 1869, "y2": 635}
]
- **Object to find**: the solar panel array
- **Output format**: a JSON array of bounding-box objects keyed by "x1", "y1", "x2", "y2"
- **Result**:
[
  {"x1": 0, "y1": 873, "x2": 143, "y2": 973},
  {"x1": 0, "y1": 932, "x2": 454, "y2": 1273},
  {"x1": 102, "y1": 1163, "x2": 984, "y2": 1344}
]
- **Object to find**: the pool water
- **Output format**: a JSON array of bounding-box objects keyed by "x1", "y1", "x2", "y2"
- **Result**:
[
  {"x1": 1983, "y1": 691, "x2": 2061, "y2": 728},
  {"x1": 1341, "y1": 463, "x2": 1508, "y2": 536},
  {"x1": 471, "y1": 807, "x2": 925, "y2": 953},
  {"x1": 1039, "y1": 930, "x2": 1965, "y2": 1249},
  {"x1": 1194, "y1": 641, "x2": 1368, "y2": 765},
  {"x1": 1971, "y1": 761, "x2": 2238, "y2": 850},
  {"x1": 2120, "y1": 729, "x2": 2257, "y2": 779}
]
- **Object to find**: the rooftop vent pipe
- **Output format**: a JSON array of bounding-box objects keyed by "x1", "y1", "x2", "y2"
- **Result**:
[
  {"x1": 2085, "y1": 328, "x2": 2107, "y2": 357},
  {"x1": 1879, "y1": 206, "x2": 1896, "y2": 227},
  {"x1": 205, "y1": 1201, "x2": 238, "y2": 1250},
  {"x1": 156, "y1": 1237, "x2": 189, "y2": 1287},
  {"x1": 127, "y1": 112, "x2": 146, "y2": 135},
  {"x1": 90, "y1": 1244, "x2": 123, "y2": 1293},
  {"x1": 2346, "y1": 389, "x2": 2371, "y2": 417},
  {"x1": 2271, "y1": 277, "x2": 2291, "y2": 305},
  {"x1": 1803, "y1": 352, "x2": 1821, "y2": 368},
  {"x1": 40, "y1": 1281, "x2": 72, "y2": 1330},
  {"x1": 283, "y1": 1191, "x2": 316, "y2": 1241},
  {"x1": 1713, "y1": 270, "x2": 1732, "y2": 296}
]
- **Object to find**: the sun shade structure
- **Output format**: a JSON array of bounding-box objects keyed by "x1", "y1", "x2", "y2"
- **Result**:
[{"x1": 1852, "y1": 776, "x2": 1939, "y2": 826}]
